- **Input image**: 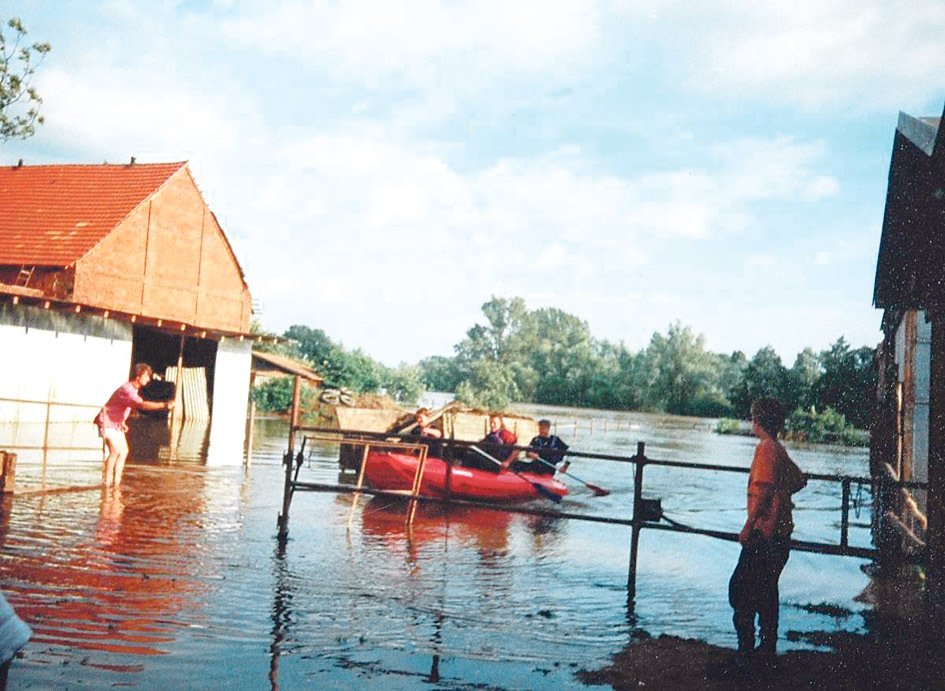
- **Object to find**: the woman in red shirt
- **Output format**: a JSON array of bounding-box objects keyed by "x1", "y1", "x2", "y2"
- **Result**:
[{"x1": 95, "y1": 363, "x2": 173, "y2": 487}]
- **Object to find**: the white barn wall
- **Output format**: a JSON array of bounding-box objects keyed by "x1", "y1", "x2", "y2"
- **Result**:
[
  {"x1": 0, "y1": 316, "x2": 132, "y2": 463},
  {"x1": 206, "y1": 337, "x2": 252, "y2": 465}
]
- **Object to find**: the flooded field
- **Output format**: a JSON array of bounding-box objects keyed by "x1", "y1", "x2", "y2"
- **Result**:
[{"x1": 1, "y1": 407, "x2": 873, "y2": 689}]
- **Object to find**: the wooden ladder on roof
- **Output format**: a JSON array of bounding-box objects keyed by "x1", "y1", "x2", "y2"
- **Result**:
[{"x1": 15, "y1": 266, "x2": 34, "y2": 288}]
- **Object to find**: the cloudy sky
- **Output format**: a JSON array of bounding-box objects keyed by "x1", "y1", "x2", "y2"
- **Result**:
[{"x1": 5, "y1": 1, "x2": 945, "y2": 365}]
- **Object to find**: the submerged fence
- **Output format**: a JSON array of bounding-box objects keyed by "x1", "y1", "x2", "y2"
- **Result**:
[{"x1": 276, "y1": 430, "x2": 913, "y2": 608}]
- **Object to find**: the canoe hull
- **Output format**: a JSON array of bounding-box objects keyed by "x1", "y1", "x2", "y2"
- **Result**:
[{"x1": 363, "y1": 450, "x2": 568, "y2": 503}]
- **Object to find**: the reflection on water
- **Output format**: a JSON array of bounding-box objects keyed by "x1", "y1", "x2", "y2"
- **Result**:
[{"x1": 0, "y1": 407, "x2": 879, "y2": 688}]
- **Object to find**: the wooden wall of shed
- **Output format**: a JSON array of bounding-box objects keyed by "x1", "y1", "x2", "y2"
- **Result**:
[{"x1": 72, "y1": 168, "x2": 252, "y2": 333}]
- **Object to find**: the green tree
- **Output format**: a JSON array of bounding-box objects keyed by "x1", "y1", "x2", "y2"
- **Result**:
[
  {"x1": 1, "y1": 17, "x2": 50, "y2": 141},
  {"x1": 328, "y1": 348, "x2": 385, "y2": 393},
  {"x1": 453, "y1": 296, "x2": 535, "y2": 407},
  {"x1": 284, "y1": 325, "x2": 334, "y2": 365},
  {"x1": 252, "y1": 377, "x2": 316, "y2": 413},
  {"x1": 638, "y1": 322, "x2": 723, "y2": 415},
  {"x1": 384, "y1": 364, "x2": 425, "y2": 405},
  {"x1": 815, "y1": 338, "x2": 875, "y2": 429},
  {"x1": 455, "y1": 359, "x2": 520, "y2": 410},
  {"x1": 729, "y1": 346, "x2": 790, "y2": 417},
  {"x1": 417, "y1": 355, "x2": 463, "y2": 392},
  {"x1": 529, "y1": 307, "x2": 598, "y2": 406},
  {"x1": 788, "y1": 347, "x2": 822, "y2": 411}
]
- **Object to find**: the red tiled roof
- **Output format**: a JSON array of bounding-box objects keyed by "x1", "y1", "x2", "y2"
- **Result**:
[{"x1": 0, "y1": 161, "x2": 186, "y2": 267}]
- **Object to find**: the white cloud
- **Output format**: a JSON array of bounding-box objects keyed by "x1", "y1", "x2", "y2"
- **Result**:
[
  {"x1": 709, "y1": 137, "x2": 839, "y2": 203},
  {"x1": 7, "y1": 0, "x2": 890, "y2": 365},
  {"x1": 37, "y1": 61, "x2": 241, "y2": 163},
  {"x1": 220, "y1": 0, "x2": 600, "y2": 88},
  {"x1": 674, "y1": 1, "x2": 945, "y2": 110}
]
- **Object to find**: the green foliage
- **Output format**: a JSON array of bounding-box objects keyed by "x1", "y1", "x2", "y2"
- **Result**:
[
  {"x1": 261, "y1": 302, "x2": 876, "y2": 444},
  {"x1": 432, "y1": 297, "x2": 874, "y2": 441},
  {"x1": 0, "y1": 17, "x2": 50, "y2": 141},
  {"x1": 636, "y1": 322, "x2": 733, "y2": 416},
  {"x1": 252, "y1": 377, "x2": 315, "y2": 413},
  {"x1": 729, "y1": 345, "x2": 790, "y2": 416},
  {"x1": 814, "y1": 339, "x2": 876, "y2": 429},
  {"x1": 417, "y1": 355, "x2": 463, "y2": 392},
  {"x1": 715, "y1": 418, "x2": 747, "y2": 435},
  {"x1": 786, "y1": 407, "x2": 867, "y2": 446},
  {"x1": 384, "y1": 364, "x2": 425, "y2": 405},
  {"x1": 270, "y1": 324, "x2": 427, "y2": 404},
  {"x1": 455, "y1": 359, "x2": 520, "y2": 410}
]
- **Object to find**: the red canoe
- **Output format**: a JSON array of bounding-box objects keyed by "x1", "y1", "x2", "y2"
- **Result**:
[{"x1": 363, "y1": 450, "x2": 568, "y2": 503}]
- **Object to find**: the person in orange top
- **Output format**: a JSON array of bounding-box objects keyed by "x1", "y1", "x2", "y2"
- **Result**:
[{"x1": 728, "y1": 397, "x2": 795, "y2": 661}]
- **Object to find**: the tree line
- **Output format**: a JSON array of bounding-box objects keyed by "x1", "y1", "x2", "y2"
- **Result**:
[
  {"x1": 417, "y1": 297, "x2": 876, "y2": 429},
  {"x1": 255, "y1": 296, "x2": 877, "y2": 432}
]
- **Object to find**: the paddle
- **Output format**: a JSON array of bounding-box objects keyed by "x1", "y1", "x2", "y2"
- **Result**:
[
  {"x1": 530, "y1": 456, "x2": 610, "y2": 496},
  {"x1": 470, "y1": 445, "x2": 562, "y2": 504}
]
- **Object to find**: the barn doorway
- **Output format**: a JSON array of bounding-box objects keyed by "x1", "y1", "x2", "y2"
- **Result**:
[{"x1": 131, "y1": 326, "x2": 219, "y2": 417}]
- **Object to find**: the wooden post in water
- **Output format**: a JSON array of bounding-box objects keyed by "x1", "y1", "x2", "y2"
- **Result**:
[
  {"x1": 277, "y1": 376, "x2": 302, "y2": 541},
  {"x1": 627, "y1": 441, "x2": 646, "y2": 606},
  {"x1": 0, "y1": 452, "x2": 16, "y2": 493},
  {"x1": 245, "y1": 371, "x2": 256, "y2": 467},
  {"x1": 42, "y1": 398, "x2": 52, "y2": 466}
]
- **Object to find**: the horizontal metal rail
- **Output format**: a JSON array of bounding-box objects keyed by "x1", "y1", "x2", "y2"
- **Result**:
[
  {"x1": 0, "y1": 396, "x2": 100, "y2": 410},
  {"x1": 0, "y1": 444, "x2": 102, "y2": 451},
  {"x1": 287, "y1": 478, "x2": 878, "y2": 559},
  {"x1": 284, "y1": 426, "x2": 889, "y2": 558},
  {"x1": 292, "y1": 425, "x2": 895, "y2": 487}
]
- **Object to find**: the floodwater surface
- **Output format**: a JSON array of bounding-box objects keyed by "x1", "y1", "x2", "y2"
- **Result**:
[{"x1": 1, "y1": 407, "x2": 874, "y2": 689}]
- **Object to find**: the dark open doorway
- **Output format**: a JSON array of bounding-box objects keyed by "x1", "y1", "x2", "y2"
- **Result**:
[{"x1": 131, "y1": 326, "x2": 218, "y2": 412}]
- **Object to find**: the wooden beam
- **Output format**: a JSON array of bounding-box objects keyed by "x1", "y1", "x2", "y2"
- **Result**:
[{"x1": 926, "y1": 313, "x2": 945, "y2": 605}]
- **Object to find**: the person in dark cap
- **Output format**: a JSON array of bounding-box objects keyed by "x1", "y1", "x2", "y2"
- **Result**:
[{"x1": 510, "y1": 419, "x2": 569, "y2": 475}]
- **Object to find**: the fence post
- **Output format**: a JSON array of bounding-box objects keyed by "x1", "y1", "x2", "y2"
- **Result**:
[
  {"x1": 840, "y1": 477, "x2": 851, "y2": 548},
  {"x1": 628, "y1": 441, "x2": 646, "y2": 606},
  {"x1": 1, "y1": 452, "x2": 16, "y2": 493},
  {"x1": 43, "y1": 398, "x2": 52, "y2": 461},
  {"x1": 277, "y1": 376, "x2": 302, "y2": 542}
]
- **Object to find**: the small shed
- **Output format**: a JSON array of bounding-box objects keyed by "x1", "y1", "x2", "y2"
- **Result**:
[
  {"x1": 0, "y1": 160, "x2": 255, "y2": 468},
  {"x1": 251, "y1": 350, "x2": 323, "y2": 388},
  {"x1": 872, "y1": 102, "x2": 945, "y2": 597}
]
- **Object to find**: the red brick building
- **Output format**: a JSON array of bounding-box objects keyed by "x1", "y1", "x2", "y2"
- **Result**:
[{"x1": 0, "y1": 160, "x2": 255, "y2": 467}]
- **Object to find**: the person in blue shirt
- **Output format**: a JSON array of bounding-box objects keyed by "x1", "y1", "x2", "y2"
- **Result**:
[{"x1": 510, "y1": 419, "x2": 569, "y2": 475}]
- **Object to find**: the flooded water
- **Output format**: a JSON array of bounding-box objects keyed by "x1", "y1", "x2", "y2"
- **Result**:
[{"x1": 1, "y1": 407, "x2": 874, "y2": 689}]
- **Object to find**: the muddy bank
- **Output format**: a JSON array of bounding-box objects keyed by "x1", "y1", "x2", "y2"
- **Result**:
[
  {"x1": 579, "y1": 566, "x2": 938, "y2": 690},
  {"x1": 577, "y1": 628, "x2": 940, "y2": 690}
]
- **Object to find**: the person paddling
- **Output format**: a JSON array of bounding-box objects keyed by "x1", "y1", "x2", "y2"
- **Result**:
[
  {"x1": 511, "y1": 419, "x2": 569, "y2": 475},
  {"x1": 408, "y1": 407, "x2": 443, "y2": 457}
]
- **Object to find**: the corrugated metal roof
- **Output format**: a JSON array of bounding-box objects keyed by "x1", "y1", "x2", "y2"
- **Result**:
[
  {"x1": 252, "y1": 350, "x2": 323, "y2": 383},
  {"x1": 0, "y1": 161, "x2": 186, "y2": 267}
]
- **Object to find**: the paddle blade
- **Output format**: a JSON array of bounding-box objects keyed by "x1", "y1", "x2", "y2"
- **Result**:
[
  {"x1": 585, "y1": 483, "x2": 610, "y2": 497},
  {"x1": 532, "y1": 481, "x2": 563, "y2": 503}
]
